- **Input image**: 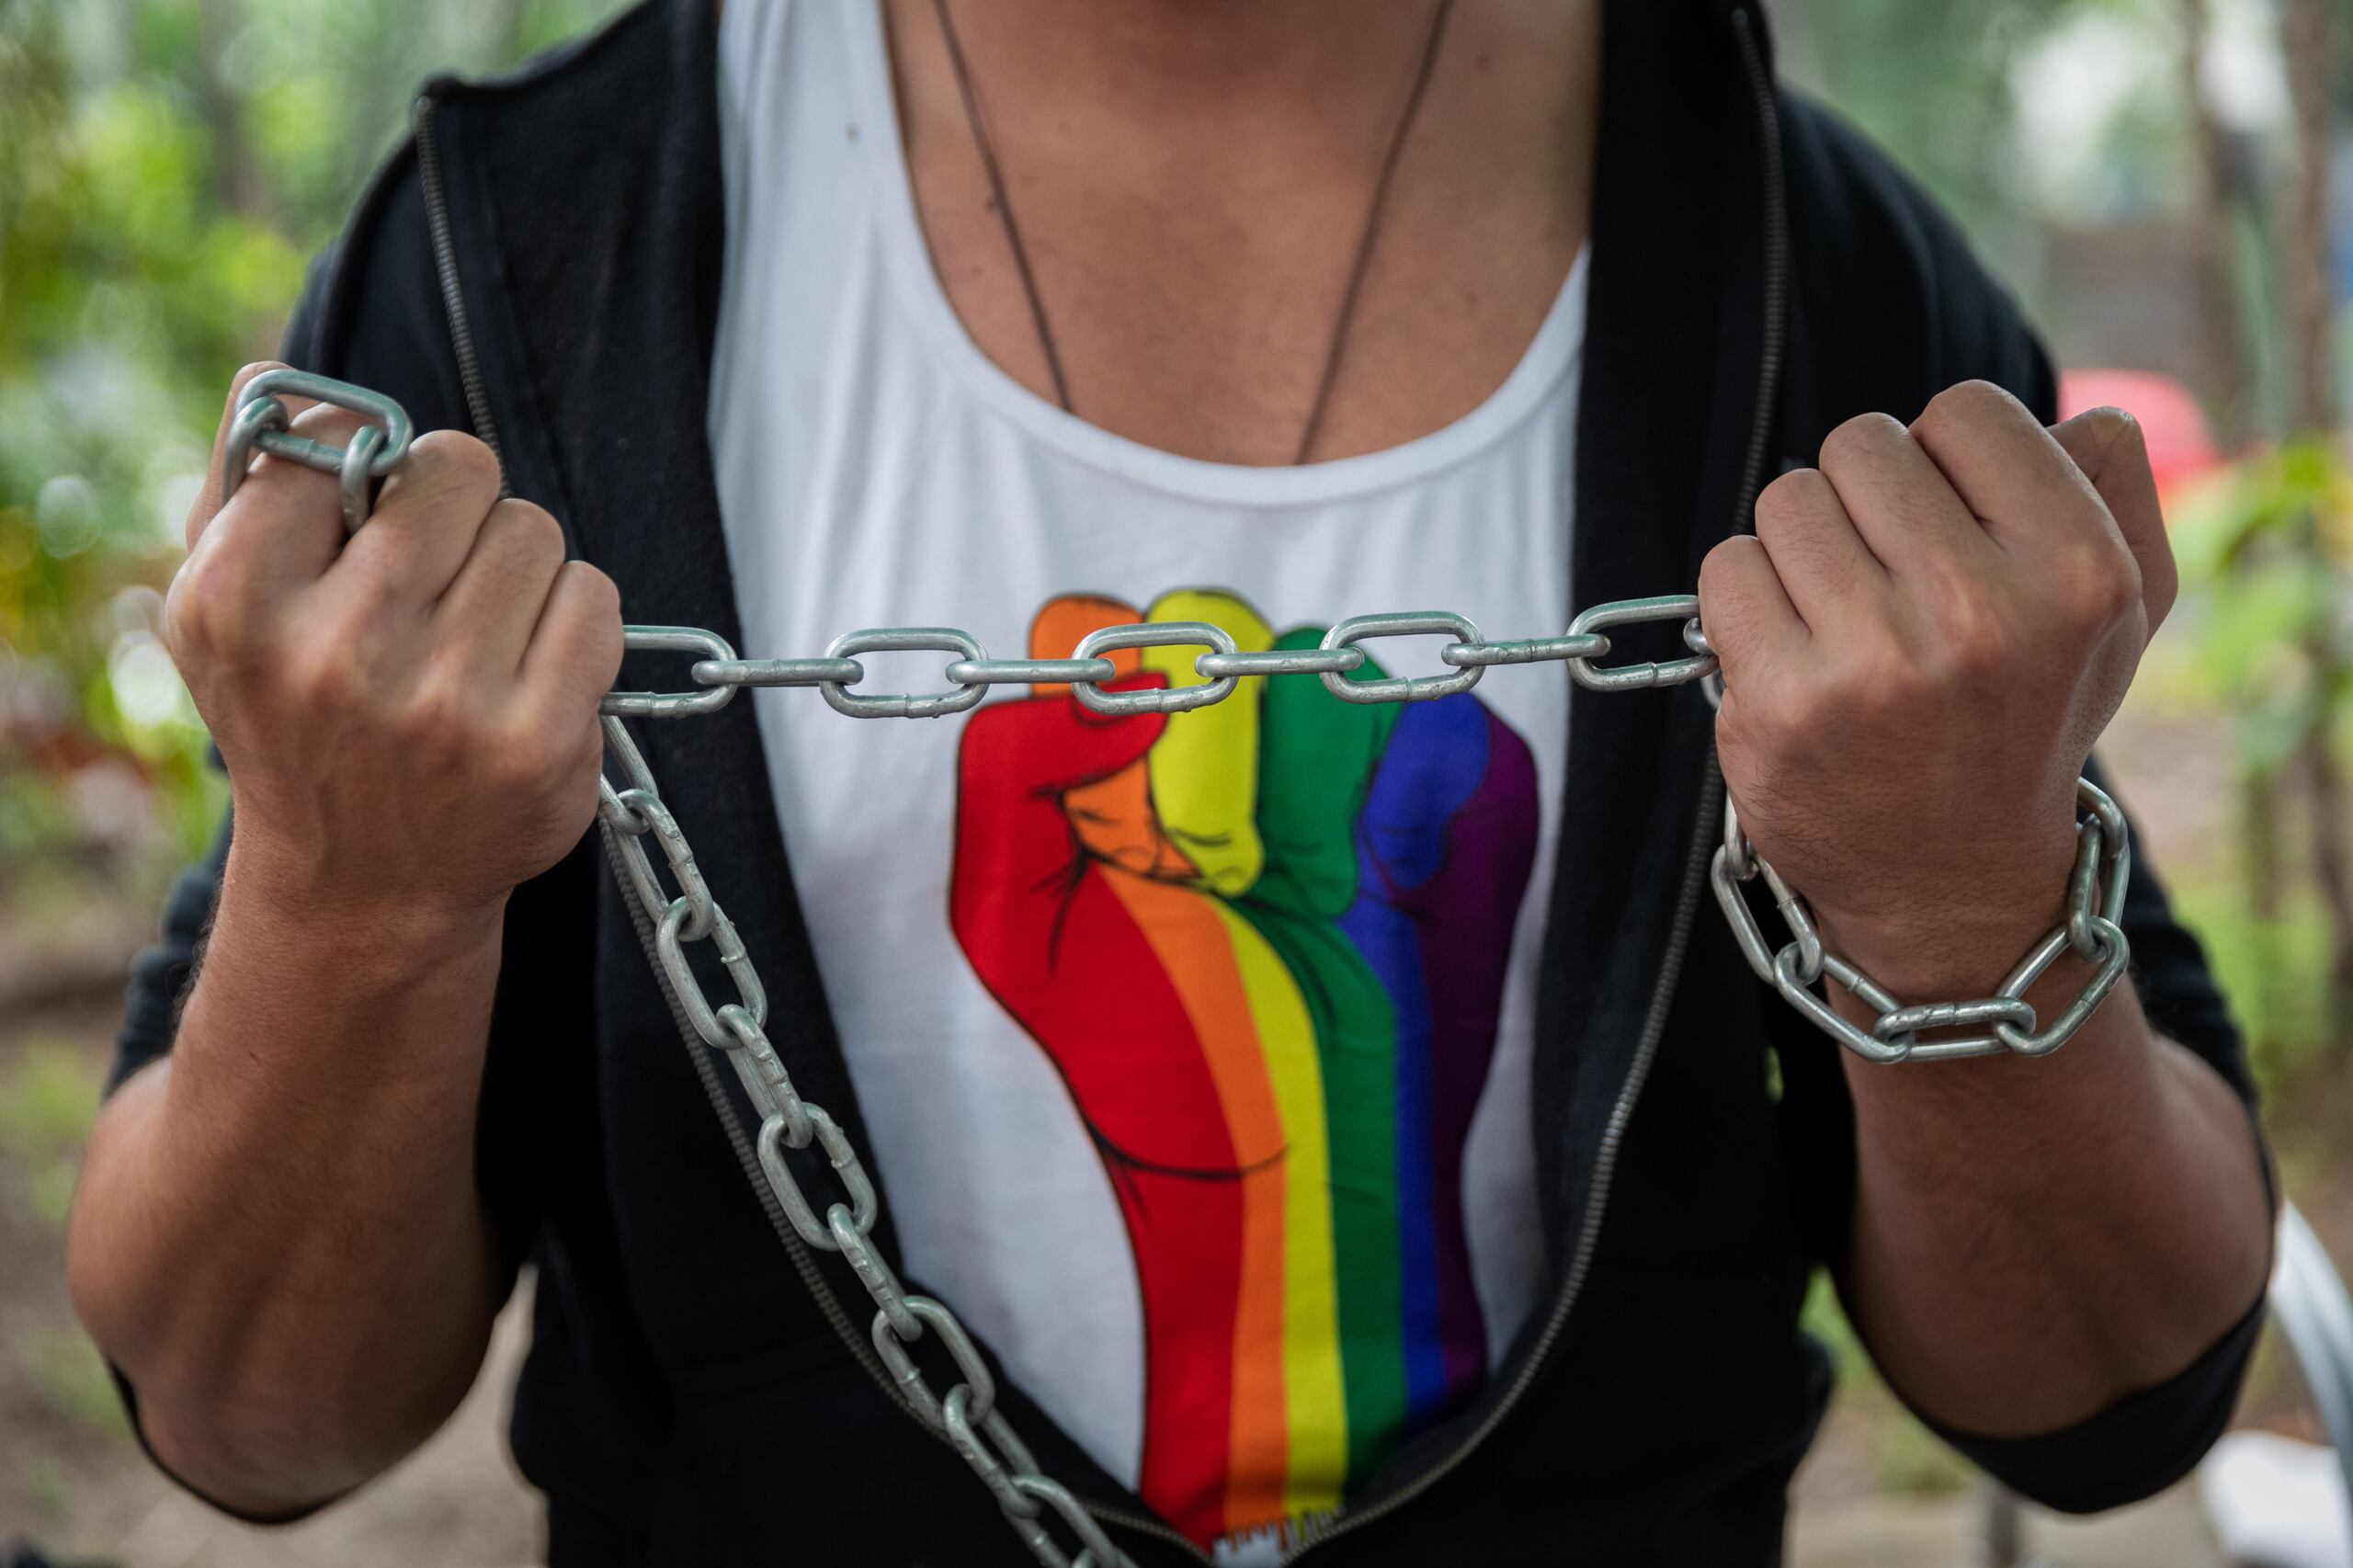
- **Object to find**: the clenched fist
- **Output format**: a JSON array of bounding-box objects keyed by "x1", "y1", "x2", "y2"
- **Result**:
[
  {"x1": 1698, "y1": 381, "x2": 2175, "y2": 995},
  {"x1": 949, "y1": 588, "x2": 1537, "y2": 1541},
  {"x1": 166, "y1": 363, "x2": 623, "y2": 928}
]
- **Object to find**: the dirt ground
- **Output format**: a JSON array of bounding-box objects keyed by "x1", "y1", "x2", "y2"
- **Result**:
[{"x1": 5, "y1": 702, "x2": 2348, "y2": 1565}]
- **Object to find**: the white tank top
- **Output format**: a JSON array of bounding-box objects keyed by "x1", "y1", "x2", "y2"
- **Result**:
[{"x1": 709, "y1": 2, "x2": 1584, "y2": 1554}]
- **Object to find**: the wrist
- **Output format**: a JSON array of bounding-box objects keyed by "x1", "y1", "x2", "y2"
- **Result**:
[
  {"x1": 1810, "y1": 835, "x2": 2077, "y2": 1002},
  {"x1": 218, "y1": 831, "x2": 507, "y2": 983},
  {"x1": 167, "y1": 846, "x2": 506, "y2": 1114}
]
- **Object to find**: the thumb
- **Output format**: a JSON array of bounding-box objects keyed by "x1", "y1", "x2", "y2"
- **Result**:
[{"x1": 2050, "y1": 406, "x2": 2177, "y2": 638}]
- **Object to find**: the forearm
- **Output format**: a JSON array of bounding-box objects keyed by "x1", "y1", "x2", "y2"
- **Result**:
[
  {"x1": 68, "y1": 844, "x2": 509, "y2": 1514},
  {"x1": 1696, "y1": 388, "x2": 2271, "y2": 1446},
  {"x1": 1832, "y1": 928, "x2": 2269, "y2": 1437}
]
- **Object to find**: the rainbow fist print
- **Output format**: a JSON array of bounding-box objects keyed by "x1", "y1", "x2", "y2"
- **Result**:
[{"x1": 949, "y1": 588, "x2": 1539, "y2": 1546}]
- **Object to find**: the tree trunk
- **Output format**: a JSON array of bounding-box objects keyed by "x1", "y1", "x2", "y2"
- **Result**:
[
  {"x1": 2279, "y1": 0, "x2": 2337, "y2": 436},
  {"x1": 2177, "y1": 0, "x2": 2256, "y2": 449},
  {"x1": 194, "y1": 0, "x2": 272, "y2": 222}
]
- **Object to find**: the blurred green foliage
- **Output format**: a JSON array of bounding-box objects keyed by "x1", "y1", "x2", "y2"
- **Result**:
[
  {"x1": 2153, "y1": 443, "x2": 2353, "y2": 1074},
  {"x1": 0, "y1": 0, "x2": 621, "y2": 894},
  {"x1": 0, "y1": 1038, "x2": 105, "y2": 1228},
  {"x1": 1802, "y1": 0, "x2": 2084, "y2": 229},
  {"x1": 16, "y1": 1324, "x2": 126, "y2": 1436}
]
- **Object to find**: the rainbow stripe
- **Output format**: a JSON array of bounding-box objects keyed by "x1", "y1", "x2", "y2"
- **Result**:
[{"x1": 949, "y1": 589, "x2": 1539, "y2": 1544}]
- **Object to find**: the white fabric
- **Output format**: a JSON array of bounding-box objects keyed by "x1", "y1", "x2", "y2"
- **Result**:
[{"x1": 710, "y1": 0, "x2": 1583, "y2": 1546}]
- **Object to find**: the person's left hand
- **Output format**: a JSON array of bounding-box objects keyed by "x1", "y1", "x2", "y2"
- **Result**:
[{"x1": 1696, "y1": 381, "x2": 2175, "y2": 995}]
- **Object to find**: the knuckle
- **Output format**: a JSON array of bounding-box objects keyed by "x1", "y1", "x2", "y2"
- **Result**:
[
  {"x1": 1756, "y1": 650, "x2": 1863, "y2": 738},
  {"x1": 1711, "y1": 683, "x2": 1759, "y2": 752},
  {"x1": 1752, "y1": 468, "x2": 1825, "y2": 539},
  {"x1": 1817, "y1": 411, "x2": 1903, "y2": 472},
  {"x1": 2060, "y1": 543, "x2": 2141, "y2": 626},
  {"x1": 285, "y1": 643, "x2": 369, "y2": 711},
  {"x1": 482, "y1": 727, "x2": 546, "y2": 791},
  {"x1": 559, "y1": 562, "x2": 626, "y2": 655},
  {"x1": 1924, "y1": 378, "x2": 2008, "y2": 419},
  {"x1": 1771, "y1": 676, "x2": 1846, "y2": 745},
  {"x1": 165, "y1": 554, "x2": 245, "y2": 659},
  {"x1": 493, "y1": 710, "x2": 576, "y2": 789},
  {"x1": 401, "y1": 429, "x2": 503, "y2": 506},
  {"x1": 1927, "y1": 581, "x2": 1995, "y2": 642},
  {"x1": 574, "y1": 715, "x2": 608, "y2": 771},
  {"x1": 1925, "y1": 588, "x2": 2013, "y2": 675},
  {"x1": 227, "y1": 361, "x2": 284, "y2": 402},
  {"x1": 1913, "y1": 379, "x2": 2007, "y2": 442},
  {"x1": 565, "y1": 559, "x2": 621, "y2": 612},
  {"x1": 1697, "y1": 537, "x2": 1748, "y2": 596},
  {"x1": 393, "y1": 676, "x2": 469, "y2": 754},
  {"x1": 496, "y1": 499, "x2": 567, "y2": 563}
]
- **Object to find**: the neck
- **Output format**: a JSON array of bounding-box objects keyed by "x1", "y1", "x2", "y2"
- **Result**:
[{"x1": 926, "y1": 0, "x2": 1444, "y2": 127}]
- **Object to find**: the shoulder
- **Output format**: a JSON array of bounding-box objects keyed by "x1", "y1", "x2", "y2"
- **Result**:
[
  {"x1": 1770, "y1": 89, "x2": 2057, "y2": 430},
  {"x1": 281, "y1": 142, "x2": 449, "y2": 415},
  {"x1": 287, "y1": 0, "x2": 709, "y2": 429}
]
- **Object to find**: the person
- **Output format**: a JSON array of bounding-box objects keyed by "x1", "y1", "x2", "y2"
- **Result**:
[{"x1": 66, "y1": 0, "x2": 2275, "y2": 1563}]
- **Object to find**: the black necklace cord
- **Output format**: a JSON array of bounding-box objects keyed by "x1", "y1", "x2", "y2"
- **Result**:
[{"x1": 929, "y1": 0, "x2": 1458, "y2": 464}]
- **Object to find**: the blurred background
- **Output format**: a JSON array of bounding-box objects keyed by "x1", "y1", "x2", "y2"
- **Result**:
[{"x1": 0, "y1": 0, "x2": 2349, "y2": 1563}]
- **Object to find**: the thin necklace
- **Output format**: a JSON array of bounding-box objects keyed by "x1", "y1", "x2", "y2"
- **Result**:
[{"x1": 929, "y1": 0, "x2": 1458, "y2": 465}]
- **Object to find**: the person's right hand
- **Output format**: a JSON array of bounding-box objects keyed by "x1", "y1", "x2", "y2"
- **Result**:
[{"x1": 165, "y1": 363, "x2": 623, "y2": 928}]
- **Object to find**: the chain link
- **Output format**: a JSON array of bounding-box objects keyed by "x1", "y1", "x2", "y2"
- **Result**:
[
  {"x1": 1071, "y1": 620, "x2": 1240, "y2": 715},
  {"x1": 592, "y1": 710, "x2": 1128, "y2": 1567},
  {"x1": 243, "y1": 376, "x2": 2139, "y2": 1565},
  {"x1": 1711, "y1": 777, "x2": 2132, "y2": 1063},
  {"x1": 222, "y1": 368, "x2": 414, "y2": 536},
  {"x1": 1320, "y1": 610, "x2": 1484, "y2": 705},
  {"x1": 822, "y1": 628, "x2": 990, "y2": 719}
]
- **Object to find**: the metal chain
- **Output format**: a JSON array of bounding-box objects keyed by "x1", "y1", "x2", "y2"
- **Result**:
[
  {"x1": 1710, "y1": 778, "x2": 2132, "y2": 1062},
  {"x1": 606, "y1": 593, "x2": 1713, "y2": 717},
  {"x1": 232, "y1": 374, "x2": 2137, "y2": 1565},
  {"x1": 600, "y1": 711, "x2": 1126, "y2": 1568}
]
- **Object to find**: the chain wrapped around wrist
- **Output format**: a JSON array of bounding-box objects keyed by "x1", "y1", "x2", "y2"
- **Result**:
[{"x1": 1710, "y1": 778, "x2": 2132, "y2": 1062}]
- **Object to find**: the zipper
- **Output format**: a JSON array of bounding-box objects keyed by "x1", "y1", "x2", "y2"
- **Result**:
[
  {"x1": 1727, "y1": 8, "x2": 1789, "y2": 521},
  {"x1": 414, "y1": 89, "x2": 1206, "y2": 1562},
  {"x1": 411, "y1": 97, "x2": 505, "y2": 484},
  {"x1": 1283, "y1": 10, "x2": 1788, "y2": 1559}
]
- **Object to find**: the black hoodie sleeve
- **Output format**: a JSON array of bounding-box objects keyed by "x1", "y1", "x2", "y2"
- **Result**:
[{"x1": 1774, "y1": 91, "x2": 2272, "y2": 1514}]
